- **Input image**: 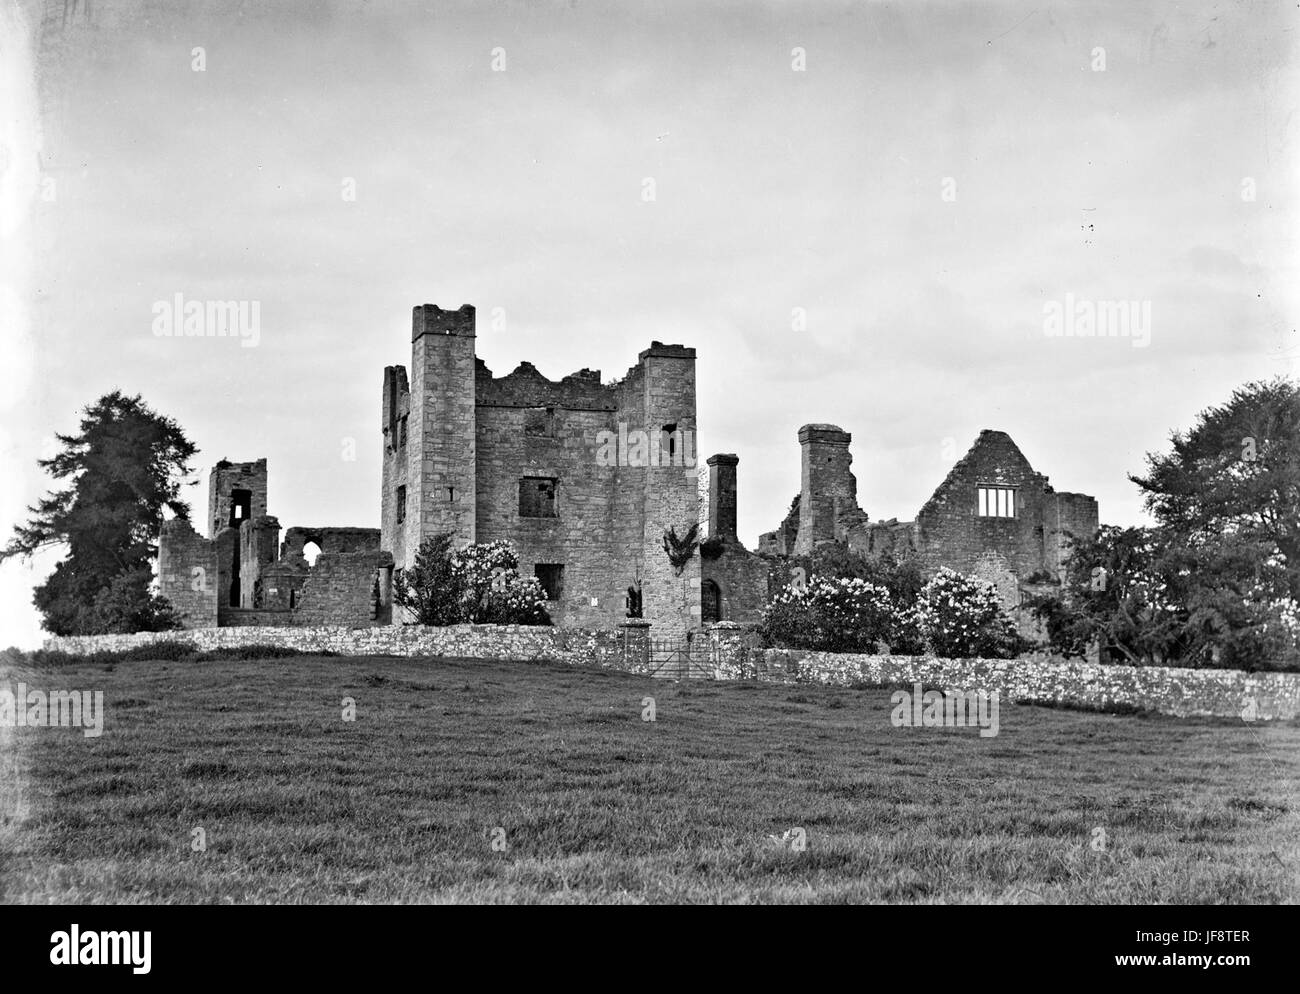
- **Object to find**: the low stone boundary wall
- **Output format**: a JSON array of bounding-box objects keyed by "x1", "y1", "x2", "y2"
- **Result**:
[
  {"x1": 748, "y1": 648, "x2": 1300, "y2": 720},
  {"x1": 41, "y1": 624, "x2": 620, "y2": 667},
  {"x1": 40, "y1": 625, "x2": 1300, "y2": 720}
]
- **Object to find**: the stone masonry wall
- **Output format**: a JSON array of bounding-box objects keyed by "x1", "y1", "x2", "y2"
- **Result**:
[
  {"x1": 207, "y1": 459, "x2": 268, "y2": 539},
  {"x1": 380, "y1": 364, "x2": 412, "y2": 571},
  {"x1": 795, "y1": 424, "x2": 870, "y2": 554},
  {"x1": 701, "y1": 540, "x2": 770, "y2": 624},
  {"x1": 915, "y1": 430, "x2": 1048, "y2": 578},
  {"x1": 474, "y1": 402, "x2": 641, "y2": 628},
  {"x1": 291, "y1": 551, "x2": 390, "y2": 627},
  {"x1": 43, "y1": 624, "x2": 623, "y2": 668},
  {"x1": 1045, "y1": 491, "x2": 1100, "y2": 577},
  {"x1": 635, "y1": 344, "x2": 701, "y2": 635},
  {"x1": 409, "y1": 304, "x2": 478, "y2": 558},
  {"x1": 238, "y1": 516, "x2": 280, "y2": 608},
  {"x1": 40, "y1": 626, "x2": 1300, "y2": 721},
  {"x1": 386, "y1": 310, "x2": 701, "y2": 633},
  {"x1": 157, "y1": 518, "x2": 218, "y2": 628},
  {"x1": 744, "y1": 648, "x2": 1300, "y2": 721}
]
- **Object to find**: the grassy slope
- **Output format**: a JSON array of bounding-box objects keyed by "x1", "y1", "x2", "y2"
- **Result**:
[{"x1": 1, "y1": 654, "x2": 1296, "y2": 904}]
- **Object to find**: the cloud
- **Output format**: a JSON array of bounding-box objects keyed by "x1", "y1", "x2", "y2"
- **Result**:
[{"x1": 3, "y1": 0, "x2": 1294, "y2": 644}]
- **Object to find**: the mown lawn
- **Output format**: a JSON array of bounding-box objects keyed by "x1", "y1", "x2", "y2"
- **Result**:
[{"x1": 1, "y1": 653, "x2": 1296, "y2": 904}]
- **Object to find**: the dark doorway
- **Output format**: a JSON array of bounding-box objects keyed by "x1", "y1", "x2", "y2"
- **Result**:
[
  {"x1": 229, "y1": 544, "x2": 241, "y2": 607},
  {"x1": 534, "y1": 564, "x2": 564, "y2": 601},
  {"x1": 701, "y1": 579, "x2": 722, "y2": 624}
]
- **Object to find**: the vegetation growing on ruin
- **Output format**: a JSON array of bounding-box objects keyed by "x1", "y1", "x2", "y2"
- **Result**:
[{"x1": 662, "y1": 523, "x2": 699, "y2": 573}]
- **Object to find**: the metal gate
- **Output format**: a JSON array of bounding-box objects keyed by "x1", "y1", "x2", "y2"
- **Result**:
[{"x1": 647, "y1": 636, "x2": 716, "y2": 679}]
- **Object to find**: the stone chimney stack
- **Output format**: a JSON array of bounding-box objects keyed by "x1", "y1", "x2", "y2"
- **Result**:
[
  {"x1": 707, "y1": 453, "x2": 739, "y2": 540},
  {"x1": 796, "y1": 424, "x2": 855, "y2": 555}
]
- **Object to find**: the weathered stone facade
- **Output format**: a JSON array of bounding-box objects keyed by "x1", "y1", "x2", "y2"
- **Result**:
[
  {"x1": 159, "y1": 461, "x2": 391, "y2": 630},
  {"x1": 381, "y1": 304, "x2": 703, "y2": 634},
  {"x1": 159, "y1": 302, "x2": 1102, "y2": 640},
  {"x1": 207, "y1": 459, "x2": 267, "y2": 539},
  {"x1": 699, "y1": 454, "x2": 770, "y2": 624},
  {"x1": 759, "y1": 424, "x2": 1100, "y2": 630},
  {"x1": 157, "y1": 517, "x2": 217, "y2": 627},
  {"x1": 908, "y1": 430, "x2": 1099, "y2": 582}
]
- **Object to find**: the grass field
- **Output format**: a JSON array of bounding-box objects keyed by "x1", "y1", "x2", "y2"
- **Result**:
[{"x1": 1, "y1": 652, "x2": 1297, "y2": 904}]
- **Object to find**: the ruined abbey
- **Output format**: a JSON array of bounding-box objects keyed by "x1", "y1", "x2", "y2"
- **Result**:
[{"x1": 157, "y1": 302, "x2": 1099, "y2": 635}]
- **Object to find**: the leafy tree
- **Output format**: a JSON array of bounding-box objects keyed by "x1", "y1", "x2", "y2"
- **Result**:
[
  {"x1": 1032, "y1": 526, "x2": 1299, "y2": 671},
  {"x1": 3, "y1": 392, "x2": 195, "y2": 635},
  {"x1": 1130, "y1": 377, "x2": 1299, "y2": 599},
  {"x1": 392, "y1": 533, "x2": 462, "y2": 626},
  {"x1": 85, "y1": 567, "x2": 181, "y2": 634},
  {"x1": 1029, "y1": 527, "x2": 1185, "y2": 665},
  {"x1": 1032, "y1": 379, "x2": 1300, "y2": 671}
]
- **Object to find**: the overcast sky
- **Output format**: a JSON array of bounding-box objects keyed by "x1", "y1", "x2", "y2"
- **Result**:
[{"x1": 1, "y1": 0, "x2": 1296, "y2": 646}]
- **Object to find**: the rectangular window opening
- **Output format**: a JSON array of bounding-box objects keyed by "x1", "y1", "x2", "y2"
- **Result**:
[
  {"x1": 519, "y1": 477, "x2": 559, "y2": 518},
  {"x1": 228, "y1": 488, "x2": 252, "y2": 527},
  {"x1": 977, "y1": 485, "x2": 1016, "y2": 518}
]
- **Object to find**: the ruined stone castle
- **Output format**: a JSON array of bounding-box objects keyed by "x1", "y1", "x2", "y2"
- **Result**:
[
  {"x1": 158, "y1": 302, "x2": 1098, "y2": 635},
  {"x1": 756, "y1": 424, "x2": 1099, "y2": 626}
]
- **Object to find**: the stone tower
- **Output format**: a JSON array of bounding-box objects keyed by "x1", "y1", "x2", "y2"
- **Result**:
[
  {"x1": 207, "y1": 459, "x2": 267, "y2": 539},
  {"x1": 402, "y1": 304, "x2": 477, "y2": 566},
  {"x1": 635, "y1": 343, "x2": 701, "y2": 634},
  {"x1": 379, "y1": 306, "x2": 702, "y2": 632},
  {"x1": 795, "y1": 424, "x2": 866, "y2": 555}
]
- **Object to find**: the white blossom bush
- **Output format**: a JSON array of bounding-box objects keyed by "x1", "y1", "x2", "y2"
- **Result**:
[
  {"x1": 914, "y1": 568, "x2": 1023, "y2": 658},
  {"x1": 1272, "y1": 597, "x2": 1300, "y2": 639},
  {"x1": 395, "y1": 535, "x2": 551, "y2": 626},
  {"x1": 452, "y1": 540, "x2": 551, "y2": 625},
  {"x1": 758, "y1": 575, "x2": 899, "y2": 653}
]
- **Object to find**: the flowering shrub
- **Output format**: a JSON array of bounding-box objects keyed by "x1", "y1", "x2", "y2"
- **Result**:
[
  {"x1": 914, "y1": 568, "x2": 1023, "y2": 658},
  {"x1": 886, "y1": 604, "x2": 927, "y2": 656},
  {"x1": 394, "y1": 535, "x2": 551, "y2": 626},
  {"x1": 453, "y1": 541, "x2": 521, "y2": 622},
  {"x1": 759, "y1": 566, "x2": 1021, "y2": 658},
  {"x1": 758, "y1": 575, "x2": 899, "y2": 653}
]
